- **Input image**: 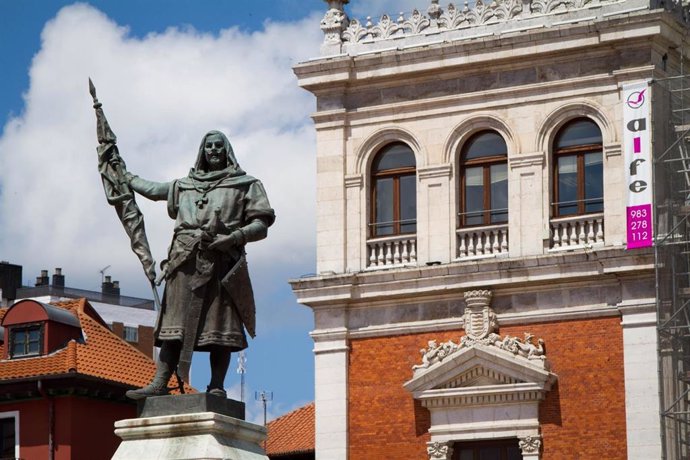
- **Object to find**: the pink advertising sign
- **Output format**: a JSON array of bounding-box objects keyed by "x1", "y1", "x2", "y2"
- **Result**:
[{"x1": 623, "y1": 82, "x2": 653, "y2": 249}]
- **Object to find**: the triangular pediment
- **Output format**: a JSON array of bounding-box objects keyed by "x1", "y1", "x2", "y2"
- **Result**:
[
  {"x1": 404, "y1": 343, "x2": 554, "y2": 394},
  {"x1": 438, "y1": 365, "x2": 525, "y2": 389}
]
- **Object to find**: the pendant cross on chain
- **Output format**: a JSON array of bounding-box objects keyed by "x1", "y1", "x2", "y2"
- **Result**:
[{"x1": 196, "y1": 195, "x2": 209, "y2": 209}]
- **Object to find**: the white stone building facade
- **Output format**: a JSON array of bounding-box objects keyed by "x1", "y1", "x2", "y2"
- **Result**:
[{"x1": 291, "y1": 0, "x2": 688, "y2": 458}]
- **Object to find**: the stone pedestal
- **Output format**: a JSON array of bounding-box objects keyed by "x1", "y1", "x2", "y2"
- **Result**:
[{"x1": 112, "y1": 394, "x2": 268, "y2": 460}]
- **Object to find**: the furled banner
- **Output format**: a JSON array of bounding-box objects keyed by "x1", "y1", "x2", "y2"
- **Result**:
[{"x1": 623, "y1": 81, "x2": 653, "y2": 249}]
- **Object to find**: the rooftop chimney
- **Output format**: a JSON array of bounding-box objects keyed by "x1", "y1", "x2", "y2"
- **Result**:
[
  {"x1": 35, "y1": 269, "x2": 50, "y2": 287},
  {"x1": 102, "y1": 276, "x2": 120, "y2": 297},
  {"x1": 52, "y1": 268, "x2": 65, "y2": 288}
]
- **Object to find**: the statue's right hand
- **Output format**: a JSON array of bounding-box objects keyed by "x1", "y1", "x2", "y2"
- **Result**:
[
  {"x1": 208, "y1": 232, "x2": 242, "y2": 252},
  {"x1": 198, "y1": 231, "x2": 214, "y2": 251}
]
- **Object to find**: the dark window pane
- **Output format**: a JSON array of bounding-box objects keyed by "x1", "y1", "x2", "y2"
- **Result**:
[
  {"x1": 28, "y1": 340, "x2": 40, "y2": 355},
  {"x1": 507, "y1": 445, "x2": 522, "y2": 460},
  {"x1": 374, "y1": 178, "x2": 394, "y2": 236},
  {"x1": 556, "y1": 118, "x2": 602, "y2": 149},
  {"x1": 557, "y1": 155, "x2": 578, "y2": 215},
  {"x1": 490, "y1": 163, "x2": 508, "y2": 224},
  {"x1": 465, "y1": 167, "x2": 484, "y2": 225},
  {"x1": 12, "y1": 330, "x2": 26, "y2": 357},
  {"x1": 11, "y1": 342, "x2": 24, "y2": 357},
  {"x1": 584, "y1": 152, "x2": 603, "y2": 213},
  {"x1": 372, "y1": 143, "x2": 415, "y2": 172},
  {"x1": 478, "y1": 446, "x2": 501, "y2": 460},
  {"x1": 453, "y1": 439, "x2": 521, "y2": 460},
  {"x1": 400, "y1": 174, "x2": 417, "y2": 233},
  {"x1": 464, "y1": 131, "x2": 508, "y2": 160},
  {"x1": 0, "y1": 417, "x2": 14, "y2": 458},
  {"x1": 458, "y1": 450, "x2": 473, "y2": 460}
]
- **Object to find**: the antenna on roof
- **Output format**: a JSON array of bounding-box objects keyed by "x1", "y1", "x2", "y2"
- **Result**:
[
  {"x1": 99, "y1": 265, "x2": 111, "y2": 284},
  {"x1": 237, "y1": 351, "x2": 247, "y2": 402},
  {"x1": 255, "y1": 390, "x2": 273, "y2": 427}
]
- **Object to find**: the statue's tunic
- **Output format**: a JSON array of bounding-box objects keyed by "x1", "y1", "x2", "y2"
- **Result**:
[{"x1": 130, "y1": 164, "x2": 274, "y2": 352}]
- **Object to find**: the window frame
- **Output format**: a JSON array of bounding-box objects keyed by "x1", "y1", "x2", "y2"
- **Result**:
[
  {"x1": 369, "y1": 142, "x2": 417, "y2": 238},
  {"x1": 552, "y1": 118, "x2": 603, "y2": 217},
  {"x1": 458, "y1": 131, "x2": 509, "y2": 228},
  {"x1": 9, "y1": 323, "x2": 43, "y2": 359},
  {"x1": 123, "y1": 326, "x2": 139, "y2": 343}
]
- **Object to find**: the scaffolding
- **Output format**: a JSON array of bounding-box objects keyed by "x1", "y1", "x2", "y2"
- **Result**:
[{"x1": 654, "y1": 67, "x2": 690, "y2": 460}]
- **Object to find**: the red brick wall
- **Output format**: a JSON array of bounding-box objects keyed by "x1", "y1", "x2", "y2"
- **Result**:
[
  {"x1": 348, "y1": 331, "x2": 457, "y2": 459},
  {"x1": 111, "y1": 322, "x2": 155, "y2": 358},
  {"x1": 347, "y1": 316, "x2": 627, "y2": 460}
]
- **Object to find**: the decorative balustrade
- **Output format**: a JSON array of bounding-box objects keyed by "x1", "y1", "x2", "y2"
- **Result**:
[
  {"x1": 549, "y1": 213, "x2": 604, "y2": 250},
  {"x1": 367, "y1": 235, "x2": 417, "y2": 268},
  {"x1": 321, "y1": 0, "x2": 689, "y2": 51},
  {"x1": 456, "y1": 224, "x2": 509, "y2": 259}
]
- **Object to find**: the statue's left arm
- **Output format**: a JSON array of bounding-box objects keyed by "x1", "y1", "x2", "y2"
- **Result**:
[{"x1": 125, "y1": 173, "x2": 171, "y2": 201}]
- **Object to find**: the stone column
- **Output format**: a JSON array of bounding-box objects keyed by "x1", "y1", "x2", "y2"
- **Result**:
[
  {"x1": 321, "y1": 0, "x2": 349, "y2": 54},
  {"x1": 313, "y1": 328, "x2": 349, "y2": 460},
  {"x1": 427, "y1": 441, "x2": 454, "y2": 460},
  {"x1": 518, "y1": 435, "x2": 542, "y2": 460}
]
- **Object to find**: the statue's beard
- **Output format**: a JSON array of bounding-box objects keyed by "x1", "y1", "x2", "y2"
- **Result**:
[{"x1": 205, "y1": 155, "x2": 226, "y2": 171}]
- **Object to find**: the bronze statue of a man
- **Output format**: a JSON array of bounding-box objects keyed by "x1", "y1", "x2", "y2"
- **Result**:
[{"x1": 124, "y1": 130, "x2": 275, "y2": 399}]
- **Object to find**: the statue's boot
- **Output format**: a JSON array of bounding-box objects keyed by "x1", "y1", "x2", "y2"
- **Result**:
[
  {"x1": 207, "y1": 347, "x2": 231, "y2": 398},
  {"x1": 126, "y1": 341, "x2": 180, "y2": 400}
]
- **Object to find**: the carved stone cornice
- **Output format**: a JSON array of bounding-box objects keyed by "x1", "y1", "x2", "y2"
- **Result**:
[{"x1": 330, "y1": 0, "x2": 683, "y2": 52}]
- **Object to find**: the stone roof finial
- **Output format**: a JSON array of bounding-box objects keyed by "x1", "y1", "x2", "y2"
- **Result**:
[{"x1": 321, "y1": 0, "x2": 350, "y2": 52}]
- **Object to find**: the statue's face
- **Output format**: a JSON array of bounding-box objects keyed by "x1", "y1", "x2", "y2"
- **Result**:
[{"x1": 204, "y1": 133, "x2": 227, "y2": 171}]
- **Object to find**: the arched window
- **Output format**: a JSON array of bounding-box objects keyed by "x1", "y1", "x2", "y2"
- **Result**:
[
  {"x1": 370, "y1": 143, "x2": 417, "y2": 237},
  {"x1": 552, "y1": 118, "x2": 603, "y2": 216},
  {"x1": 459, "y1": 131, "x2": 508, "y2": 227}
]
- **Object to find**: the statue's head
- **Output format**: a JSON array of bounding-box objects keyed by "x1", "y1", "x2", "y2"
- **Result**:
[{"x1": 195, "y1": 130, "x2": 239, "y2": 173}]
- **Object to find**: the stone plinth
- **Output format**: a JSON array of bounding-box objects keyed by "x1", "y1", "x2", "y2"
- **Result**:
[
  {"x1": 137, "y1": 393, "x2": 245, "y2": 419},
  {"x1": 113, "y1": 394, "x2": 268, "y2": 460}
]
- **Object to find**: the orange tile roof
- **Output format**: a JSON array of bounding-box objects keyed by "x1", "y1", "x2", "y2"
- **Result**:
[
  {"x1": 266, "y1": 402, "x2": 315, "y2": 456},
  {"x1": 0, "y1": 298, "x2": 192, "y2": 393}
]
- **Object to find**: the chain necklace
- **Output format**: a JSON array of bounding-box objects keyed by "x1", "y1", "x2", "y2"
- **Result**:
[{"x1": 191, "y1": 176, "x2": 226, "y2": 209}]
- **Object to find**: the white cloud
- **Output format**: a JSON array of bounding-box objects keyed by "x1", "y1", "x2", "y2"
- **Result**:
[{"x1": 0, "y1": 1, "x2": 322, "y2": 330}]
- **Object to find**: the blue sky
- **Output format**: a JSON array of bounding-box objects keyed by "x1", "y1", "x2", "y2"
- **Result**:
[{"x1": 0, "y1": 0, "x2": 421, "y2": 422}]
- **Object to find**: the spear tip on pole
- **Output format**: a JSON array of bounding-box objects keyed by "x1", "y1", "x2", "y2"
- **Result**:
[{"x1": 88, "y1": 78, "x2": 100, "y2": 107}]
